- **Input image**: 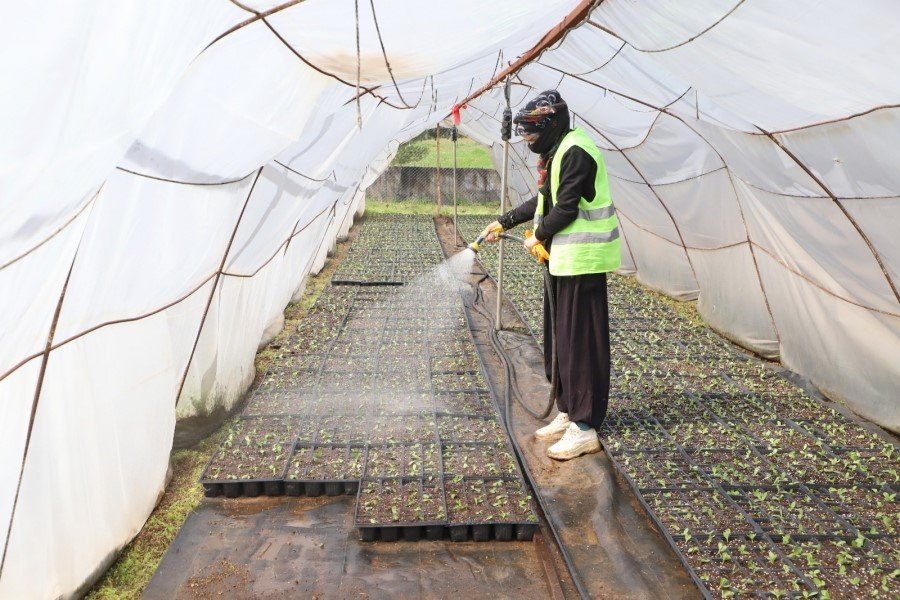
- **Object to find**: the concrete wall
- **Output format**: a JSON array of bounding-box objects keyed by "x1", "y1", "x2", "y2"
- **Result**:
[{"x1": 365, "y1": 166, "x2": 500, "y2": 203}]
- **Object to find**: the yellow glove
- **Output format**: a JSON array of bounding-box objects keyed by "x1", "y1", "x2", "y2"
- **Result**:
[
  {"x1": 483, "y1": 222, "x2": 503, "y2": 242},
  {"x1": 524, "y1": 230, "x2": 550, "y2": 264}
]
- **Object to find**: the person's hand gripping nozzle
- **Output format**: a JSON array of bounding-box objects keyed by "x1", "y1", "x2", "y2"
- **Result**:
[{"x1": 468, "y1": 223, "x2": 503, "y2": 253}]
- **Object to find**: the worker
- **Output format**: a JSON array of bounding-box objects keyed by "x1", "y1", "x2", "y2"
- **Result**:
[{"x1": 482, "y1": 89, "x2": 620, "y2": 460}]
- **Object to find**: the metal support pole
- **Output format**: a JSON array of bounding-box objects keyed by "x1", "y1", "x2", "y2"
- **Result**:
[
  {"x1": 495, "y1": 139, "x2": 510, "y2": 329},
  {"x1": 452, "y1": 125, "x2": 458, "y2": 241},
  {"x1": 435, "y1": 124, "x2": 442, "y2": 215},
  {"x1": 495, "y1": 78, "x2": 513, "y2": 330}
]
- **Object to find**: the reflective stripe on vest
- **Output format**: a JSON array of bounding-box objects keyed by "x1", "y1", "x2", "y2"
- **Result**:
[
  {"x1": 578, "y1": 205, "x2": 616, "y2": 221},
  {"x1": 535, "y1": 128, "x2": 621, "y2": 276},
  {"x1": 552, "y1": 228, "x2": 620, "y2": 246}
]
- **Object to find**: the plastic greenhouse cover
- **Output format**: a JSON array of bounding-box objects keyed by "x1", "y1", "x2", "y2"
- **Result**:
[{"x1": 1, "y1": 0, "x2": 898, "y2": 597}]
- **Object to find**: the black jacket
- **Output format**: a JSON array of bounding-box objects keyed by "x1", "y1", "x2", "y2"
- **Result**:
[{"x1": 497, "y1": 144, "x2": 597, "y2": 248}]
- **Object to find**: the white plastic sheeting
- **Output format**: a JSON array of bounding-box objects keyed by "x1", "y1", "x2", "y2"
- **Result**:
[{"x1": 1, "y1": 0, "x2": 898, "y2": 597}]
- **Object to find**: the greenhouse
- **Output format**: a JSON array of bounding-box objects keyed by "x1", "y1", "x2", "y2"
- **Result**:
[{"x1": 1, "y1": 1, "x2": 898, "y2": 598}]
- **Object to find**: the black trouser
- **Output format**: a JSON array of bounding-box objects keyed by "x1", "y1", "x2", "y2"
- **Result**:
[{"x1": 542, "y1": 272, "x2": 611, "y2": 430}]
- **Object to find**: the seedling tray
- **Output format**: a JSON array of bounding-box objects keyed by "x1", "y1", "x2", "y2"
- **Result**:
[
  {"x1": 441, "y1": 442, "x2": 518, "y2": 479},
  {"x1": 443, "y1": 477, "x2": 539, "y2": 542},
  {"x1": 284, "y1": 444, "x2": 366, "y2": 497},
  {"x1": 436, "y1": 413, "x2": 505, "y2": 444},
  {"x1": 432, "y1": 390, "x2": 494, "y2": 416},
  {"x1": 673, "y1": 536, "x2": 817, "y2": 599},
  {"x1": 363, "y1": 442, "x2": 441, "y2": 478},
  {"x1": 200, "y1": 440, "x2": 293, "y2": 498},
  {"x1": 355, "y1": 477, "x2": 448, "y2": 542}
]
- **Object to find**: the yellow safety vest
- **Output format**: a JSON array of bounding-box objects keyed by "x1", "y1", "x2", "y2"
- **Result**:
[{"x1": 535, "y1": 128, "x2": 621, "y2": 276}]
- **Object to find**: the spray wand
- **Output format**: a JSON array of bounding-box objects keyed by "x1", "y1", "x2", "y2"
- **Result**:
[
  {"x1": 469, "y1": 227, "x2": 550, "y2": 265},
  {"x1": 467, "y1": 223, "x2": 502, "y2": 253}
]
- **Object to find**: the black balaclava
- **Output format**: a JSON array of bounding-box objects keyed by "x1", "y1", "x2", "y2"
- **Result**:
[{"x1": 513, "y1": 89, "x2": 570, "y2": 155}]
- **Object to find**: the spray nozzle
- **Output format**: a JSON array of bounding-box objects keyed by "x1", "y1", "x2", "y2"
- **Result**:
[{"x1": 468, "y1": 224, "x2": 502, "y2": 252}]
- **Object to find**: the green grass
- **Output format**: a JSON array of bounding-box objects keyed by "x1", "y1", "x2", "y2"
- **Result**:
[
  {"x1": 365, "y1": 199, "x2": 498, "y2": 216},
  {"x1": 392, "y1": 137, "x2": 494, "y2": 169},
  {"x1": 86, "y1": 233, "x2": 359, "y2": 599}
]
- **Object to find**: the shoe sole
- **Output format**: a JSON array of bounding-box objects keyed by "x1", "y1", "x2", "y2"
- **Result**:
[{"x1": 547, "y1": 439, "x2": 602, "y2": 461}]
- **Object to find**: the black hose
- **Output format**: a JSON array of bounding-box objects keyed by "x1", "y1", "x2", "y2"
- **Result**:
[
  {"x1": 448, "y1": 226, "x2": 587, "y2": 599},
  {"x1": 496, "y1": 233, "x2": 556, "y2": 420},
  {"x1": 467, "y1": 277, "x2": 590, "y2": 600}
]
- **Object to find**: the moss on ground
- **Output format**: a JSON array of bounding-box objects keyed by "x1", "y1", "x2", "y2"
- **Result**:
[{"x1": 85, "y1": 225, "x2": 358, "y2": 599}]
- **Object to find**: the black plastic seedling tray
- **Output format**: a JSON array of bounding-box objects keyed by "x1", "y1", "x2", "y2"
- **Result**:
[
  {"x1": 446, "y1": 522, "x2": 537, "y2": 542},
  {"x1": 444, "y1": 477, "x2": 539, "y2": 543},
  {"x1": 354, "y1": 477, "x2": 448, "y2": 542},
  {"x1": 200, "y1": 441, "x2": 293, "y2": 498},
  {"x1": 284, "y1": 479, "x2": 359, "y2": 497},
  {"x1": 363, "y1": 441, "x2": 442, "y2": 478},
  {"x1": 284, "y1": 443, "x2": 367, "y2": 497}
]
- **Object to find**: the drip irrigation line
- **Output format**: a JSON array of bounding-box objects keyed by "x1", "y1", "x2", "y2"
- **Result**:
[
  {"x1": 496, "y1": 231, "x2": 556, "y2": 420},
  {"x1": 438, "y1": 225, "x2": 584, "y2": 597}
]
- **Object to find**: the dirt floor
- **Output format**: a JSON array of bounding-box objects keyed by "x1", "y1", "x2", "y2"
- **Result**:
[
  {"x1": 143, "y1": 214, "x2": 697, "y2": 599},
  {"x1": 144, "y1": 497, "x2": 566, "y2": 599}
]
